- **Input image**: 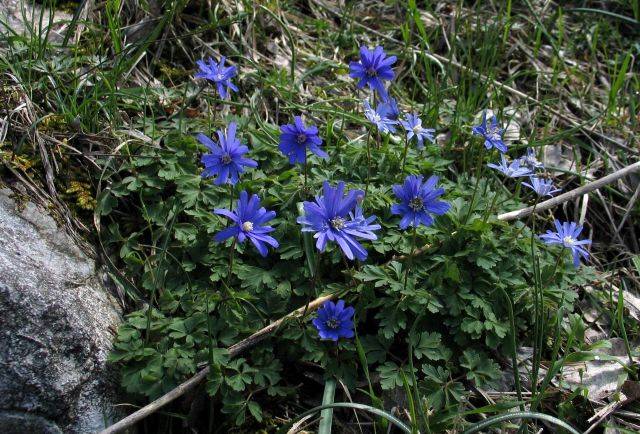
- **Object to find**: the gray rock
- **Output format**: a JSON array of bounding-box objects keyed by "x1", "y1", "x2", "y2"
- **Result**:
[
  {"x1": 0, "y1": 188, "x2": 123, "y2": 433},
  {"x1": 0, "y1": 410, "x2": 63, "y2": 434}
]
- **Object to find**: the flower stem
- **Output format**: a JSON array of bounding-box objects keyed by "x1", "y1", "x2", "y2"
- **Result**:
[
  {"x1": 401, "y1": 135, "x2": 410, "y2": 172},
  {"x1": 228, "y1": 238, "x2": 236, "y2": 280},
  {"x1": 304, "y1": 152, "x2": 308, "y2": 192},
  {"x1": 205, "y1": 291, "x2": 215, "y2": 367},
  {"x1": 514, "y1": 180, "x2": 522, "y2": 201},
  {"x1": 310, "y1": 251, "x2": 322, "y2": 297},
  {"x1": 302, "y1": 252, "x2": 323, "y2": 318},
  {"x1": 498, "y1": 287, "x2": 524, "y2": 411},
  {"x1": 482, "y1": 177, "x2": 507, "y2": 223},
  {"x1": 542, "y1": 250, "x2": 565, "y2": 287},
  {"x1": 403, "y1": 227, "x2": 418, "y2": 292},
  {"x1": 511, "y1": 196, "x2": 540, "y2": 241},
  {"x1": 530, "y1": 210, "x2": 544, "y2": 399},
  {"x1": 364, "y1": 130, "x2": 372, "y2": 200},
  {"x1": 463, "y1": 142, "x2": 486, "y2": 224}
]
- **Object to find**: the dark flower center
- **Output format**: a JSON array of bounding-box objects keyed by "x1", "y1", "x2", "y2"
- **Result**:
[
  {"x1": 409, "y1": 197, "x2": 424, "y2": 211},
  {"x1": 296, "y1": 133, "x2": 307, "y2": 144},
  {"x1": 524, "y1": 155, "x2": 540, "y2": 167},
  {"x1": 487, "y1": 126, "x2": 501, "y2": 141},
  {"x1": 325, "y1": 317, "x2": 341, "y2": 329},
  {"x1": 330, "y1": 216, "x2": 346, "y2": 230},
  {"x1": 366, "y1": 67, "x2": 377, "y2": 77},
  {"x1": 221, "y1": 154, "x2": 232, "y2": 164}
]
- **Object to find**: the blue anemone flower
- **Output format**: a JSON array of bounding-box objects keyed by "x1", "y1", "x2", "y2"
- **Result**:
[
  {"x1": 195, "y1": 56, "x2": 238, "y2": 99},
  {"x1": 214, "y1": 191, "x2": 279, "y2": 257},
  {"x1": 539, "y1": 220, "x2": 591, "y2": 268},
  {"x1": 278, "y1": 116, "x2": 328, "y2": 164},
  {"x1": 199, "y1": 122, "x2": 257, "y2": 185},
  {"x1": 519, "y1": 148, "x2": 544, "y2": 170},
  {"x1": 472, "y1": 111, "x2": 507, "y2": 153},
  {"x1": 312, "y1": 300, "x2": 355, "y2": 341},
  {"x1": 297, "y1": 181, "x2": 380, "y2": 261},
  {"x1": 523, "y1": 176, "x2": 561, "y2": 197},
  {"x1": 400, "y1": 113, "x2": 436, "y2": 149},
  {"x1": 487, "y1": 155, "x2": 532, "y2": 178},
  {"x1": 380, "y1": 97, "x2": 400, "y2": 120},
  {"x1": 363, "y1": 100, "x2": 397, "y2": 134},
  {"x1": 391, "y1": 175, "x2": 450, "y2": 229},
  {"x1": 349, "y1": 46, "x2": 396, "y2": 99}
]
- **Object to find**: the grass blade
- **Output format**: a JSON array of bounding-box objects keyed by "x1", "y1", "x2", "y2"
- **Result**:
[
  {"x1": 277, "y1": 403, "x2": 412, "y2": 434},
  {"x1": 318, "y1": 378, "x2": 337, "y2": 434},
  {"x1": 463, "y1": 411, "x2": 581, "y2": 434}
]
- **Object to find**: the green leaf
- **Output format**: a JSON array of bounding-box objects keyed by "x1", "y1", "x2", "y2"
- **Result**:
[
  {"x1": 275, "y1": 280, "x2": 291, "y2": 297},
  {"x1": 460, "y1": 349, "x2": 502, "y2": 388},
  {"x1": 377, "y1": 362, "x2": 411, "y2": 390},
  {"x1": 206, "y1": 363, "x2": 224, "y2": 395},
  {"x1": 476, "y1": 256, "x2": 497, "y2": 270},
  {"x1": 410, "y1": 332, "x2": 451, "y2": 361},
  {"x1": 174, "y1": 174, "x2": 201, "y2": 207},
  {"x1": 95, "y1": 190, "x2": 117, "y2": 216},
  {"x1": 376, "y1": 306, "x2": 407, "y2": 340},
  {"x1": 359, "y1": 335, "x2": 391, "y2": 365},
  {"x1": 235, "y1": 264, "x2": 277, "y2": 292},
  {"x1": 247, "y1": 401, "x2": 263, "y2": 422},
  {"x1": 173, "y1": 223, "x2": 198, "y2": 245},
  {"x1": 445, "y1": 261, "x2": 461, "y2": 283}
]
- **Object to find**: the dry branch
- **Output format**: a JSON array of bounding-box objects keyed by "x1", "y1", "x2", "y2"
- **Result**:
[
  {"x1": 498, "y1": 161, "x2": 640, "y2": 221},
  {"x1": 99, "y1": 294, "x2": 335, "y2": 434}
]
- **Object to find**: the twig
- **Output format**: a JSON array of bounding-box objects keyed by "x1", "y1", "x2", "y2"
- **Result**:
[
  {"x1": 99, "y1": 294, "x2": 335, "y2": 434},
  {"x1": 584, "y1": 399, "x2": 627, "y2": 434},
  {"x1": 498, "y1": 161, "x2": 640, "y2": 222}
]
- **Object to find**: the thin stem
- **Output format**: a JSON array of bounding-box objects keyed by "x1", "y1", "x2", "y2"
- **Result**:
[
  {"x1": 482, "y1": 176, "x2": 507, "y2": 223},
  {"x1": 463, "y1": 142, "x2": 486, "y2": 224},
  {"x1": 401, "y1": 135, "x2": 410, "y2": 172},
  {"x1": 542, "y1": 250, "x2": 564, "y2": 287},
  {"x1": 497, "y1": 287, "x2": 524, "y2": 411},
  {"x1": 530, "y1": 209, "x2": 544, "y2": 398},
  {"x1": 228, "y1": 238, "x2": 237, "y2": 280},
  {"x1": 403, "y1": 227, "x2": 418, "y2": 292},
  {"x1": 205, "y1": 292, "x2": 215, "y2": 368},
  {"x1": 364, "y1": 130, "x2": 372, "y2": 199},
  {"x1": 304, "y1": 152, "x2": 308, "y2": 192},
  {"x1": 303, "y1": 251, "x2": 323, "y2": 318},
  {"x1": 530, "y1": 297, "x2": 565, "y2": 413},
  {"x1": 226, "y1": 183, "x2": 237, "y2": 287},
  {"x1": 514, "y1": 180, "x2": 522, "y2": 202},
  {"x1": 310, "y1": 251, "x2": 322, "y2": 297},
  {"x1": 511, "y1": 195, "x2": 541, "y2": 244}
]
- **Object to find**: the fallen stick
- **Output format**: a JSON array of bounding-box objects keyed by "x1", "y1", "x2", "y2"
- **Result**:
[
  {"x1": 498, "y1": 161, "x2": 640, "y2": 221},
  {"x1": 99, "y1": 294, "x2": 335, "y2": 434},
  {"x1": 102, "y1": 162, "x2": 639, "y2": 433}
]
